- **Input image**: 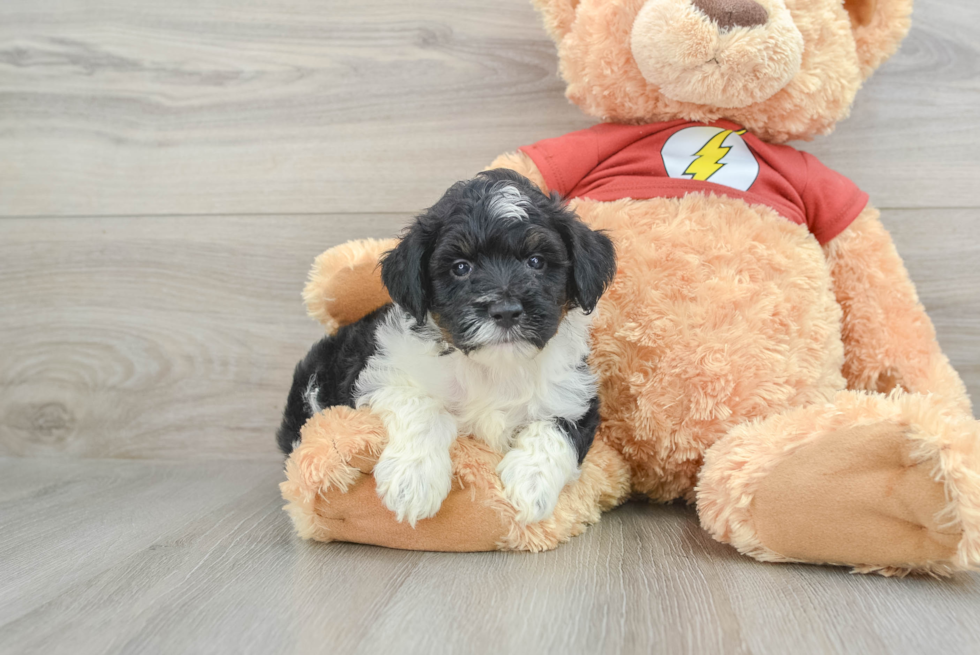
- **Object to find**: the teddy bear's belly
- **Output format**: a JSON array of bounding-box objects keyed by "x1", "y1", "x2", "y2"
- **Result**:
[{"x1": 574, "y1": 193, "x2": 847, "y2": 501}]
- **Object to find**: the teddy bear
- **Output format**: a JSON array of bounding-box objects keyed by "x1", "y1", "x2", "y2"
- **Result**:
[{"x1": 279, "y1": 0, "x2": 980, "y2": 576}]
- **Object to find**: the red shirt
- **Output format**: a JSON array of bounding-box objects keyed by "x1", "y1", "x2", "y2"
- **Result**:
[{"x1": 519, "y1": 120, "x2": 868, "y2": 245}]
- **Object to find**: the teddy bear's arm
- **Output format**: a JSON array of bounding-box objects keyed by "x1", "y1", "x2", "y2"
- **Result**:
[
  {"x1": 823, "y1": 205, "x2": 972, "y2": 413},
  {"x1": 486, "y1": 151, "x2": 550, "y2": 193},
  {"x1": 302, "y1": 238, "x2": 396, "y2": 334}
]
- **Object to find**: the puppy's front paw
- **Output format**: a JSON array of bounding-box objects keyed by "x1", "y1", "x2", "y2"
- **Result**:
[
  {"x1": 373, "y1": 449, "x2": 453, "y2": 527},
  {"x1": 497, "y1": 449, "x2": 569, "y2": 525}
]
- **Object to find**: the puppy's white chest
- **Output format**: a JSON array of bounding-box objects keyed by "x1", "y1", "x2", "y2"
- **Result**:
[
  {"x1": 357, "y1": 308, "x2": 597, "y2": 455},
  {"x1": 459, "y1": 408, "x2": 520, "y2": 453},
  {"x1": 446, "y1": 361, "x2": 535, "y2": 452}
]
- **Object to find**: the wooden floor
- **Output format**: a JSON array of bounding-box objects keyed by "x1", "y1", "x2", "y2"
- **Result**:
[
  {"x1": 3, "y1": 458, "x2": 980, "y2": 655},
  {"x1": 1, "y1": 0, "x2": 979, "y2": 653}
]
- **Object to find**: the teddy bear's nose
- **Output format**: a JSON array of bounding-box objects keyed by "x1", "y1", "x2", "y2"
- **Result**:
[{"x1": 691, "y1": 0, "x2": 768, "y2": 30}]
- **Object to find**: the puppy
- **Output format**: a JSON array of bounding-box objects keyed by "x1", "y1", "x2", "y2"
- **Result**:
[{"x1": 277, "y1": 169, "x2": 617, "y2": 526}]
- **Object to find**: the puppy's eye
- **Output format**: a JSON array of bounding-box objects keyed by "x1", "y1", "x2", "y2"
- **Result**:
[
  {"x1": 526, "y1": 255, "x2": 545, "y2": 270},
  {"x1": 451, "y1": 260, "x2": 472, "y2": 277}
]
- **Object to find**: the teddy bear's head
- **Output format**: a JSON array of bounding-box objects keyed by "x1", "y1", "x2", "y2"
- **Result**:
[{"x1": 533, "y1": 0, "x2": 912, "y2": 142}]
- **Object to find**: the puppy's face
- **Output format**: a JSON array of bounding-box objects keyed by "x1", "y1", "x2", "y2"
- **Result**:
[
  {"x1": 427, "y1": 186, "x2": 572, "y2": 354},
  {"x1": 381, "y1": 169, "x2": 617, "y2": 356}
]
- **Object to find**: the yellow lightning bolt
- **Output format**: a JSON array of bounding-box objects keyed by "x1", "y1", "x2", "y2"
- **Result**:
[{"x1": 684, "y1": 129, "x2": 747, "y2": 181}]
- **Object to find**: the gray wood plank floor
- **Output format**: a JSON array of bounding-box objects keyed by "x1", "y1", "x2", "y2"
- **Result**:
[
  {"x1": 3, "y1": 458, "x2": 980, "y2": 655},
  {"x1": 2, "y1": 0, "x2": 980, "y2": 652}
]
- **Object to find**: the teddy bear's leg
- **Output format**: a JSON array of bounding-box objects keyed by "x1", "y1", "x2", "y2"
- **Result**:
[
  {"x1": 696, "y1": 390, "x2": 980, "y2": 576},
  {"x1": 280, "y1": 406, "x2": 631, "y2": 552},
  {"x1": 302, "y1": 238, "x2": 396, "y2": 334}
]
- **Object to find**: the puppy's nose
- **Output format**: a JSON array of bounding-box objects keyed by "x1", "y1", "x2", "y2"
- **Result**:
[
  {"x1": 691, "y1": 0, "x2": 768, "y2": 30},
  {"x1": 489, "y1": 301, "x2": 523, "y2": 329}
]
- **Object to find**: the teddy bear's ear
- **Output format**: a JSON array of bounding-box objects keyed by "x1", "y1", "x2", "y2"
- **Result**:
[
  {"x1": 531, "y1": 0, "x2": 582, "y2": 41},
  {"x1": 844, "y1": 0, "x2": 913, "y2": 78}
]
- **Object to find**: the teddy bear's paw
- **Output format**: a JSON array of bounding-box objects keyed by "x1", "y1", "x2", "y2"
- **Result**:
[
  {"x1": 497, "y1": 445, "x2": 577, "y2": 525},
  {"x1": 373, "y1": 448, "x2": 453, "y2": 527},
  {"x1": 286, "y1": 406, "x2": 388, "y2": 498}
]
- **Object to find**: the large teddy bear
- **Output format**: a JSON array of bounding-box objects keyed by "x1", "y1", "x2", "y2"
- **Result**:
[{"x1": 280, "y1": 0, "x2": 980, "y2": 575}]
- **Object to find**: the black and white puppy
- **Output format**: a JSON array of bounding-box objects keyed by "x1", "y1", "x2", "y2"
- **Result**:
[{"x1": 277, "y1": 169, "x2": 617, "y2": 526}]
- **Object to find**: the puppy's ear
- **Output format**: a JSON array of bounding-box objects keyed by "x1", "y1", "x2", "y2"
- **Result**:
[
  {"x1": 553, "y1": 203, "x2": 617, "y2": 313},
  {"x1": 380, "y1": 217, "x2": 435, "y2": 324}
]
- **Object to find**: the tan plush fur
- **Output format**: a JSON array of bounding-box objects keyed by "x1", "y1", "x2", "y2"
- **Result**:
[
  {"x1": 823, "y1": 208, "x2": 973, "y2": 415},
  {"x1": 303, "y1": 238, "x2": 395, "y2": 334},
  {"x1": 280, "y1": 406, "x2": 631, "y2": 551},
  {"x1": 629, "y1": 0, "x2": 805, "y2": 109},
  {"x1": 544, "y1": 0, "x2": 902, "y2": 143},
  {"x1": 281, "y1": 0, "x2": 980, "y2": 575},
  {"x1": 575, "y1": 193, "x2": 845, "y2": 502},
  {"x1": 696, "y1": 391, "x2": 980, "y2": 576}
]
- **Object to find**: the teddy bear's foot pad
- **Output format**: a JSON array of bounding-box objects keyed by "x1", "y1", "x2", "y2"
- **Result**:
[{"x1": 750, "y1": 421, "x2": 961, "y2": 569}]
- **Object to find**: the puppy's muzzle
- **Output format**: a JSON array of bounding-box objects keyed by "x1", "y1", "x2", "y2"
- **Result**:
[{"x1": 489, "y1": 300, "x2": 523, "y2": 330}]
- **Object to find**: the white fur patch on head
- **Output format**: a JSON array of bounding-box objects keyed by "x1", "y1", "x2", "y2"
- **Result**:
[{"x1": 486, "y1": 183, "x2": 530, "y2": 222}]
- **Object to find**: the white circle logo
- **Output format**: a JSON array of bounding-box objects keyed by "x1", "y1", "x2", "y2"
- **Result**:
[{"x1": 661, "y1": 126, "x2": 760, "y2": 192}]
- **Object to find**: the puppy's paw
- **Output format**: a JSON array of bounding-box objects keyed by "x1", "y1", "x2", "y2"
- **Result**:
[
  {"x1": 373, "y1": 449, "x2": 453, "y2": 527},
  {"x1": 497, "y1": 448, "x2": 569, "y2": 525}
]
